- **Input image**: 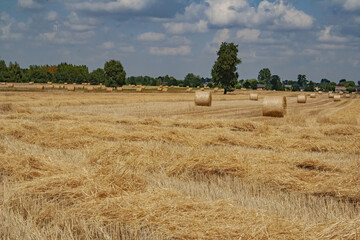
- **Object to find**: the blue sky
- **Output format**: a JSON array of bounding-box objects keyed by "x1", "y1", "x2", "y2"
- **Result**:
[{"x1": 0, "y1": 0, "x2": 360, "y2": 82}]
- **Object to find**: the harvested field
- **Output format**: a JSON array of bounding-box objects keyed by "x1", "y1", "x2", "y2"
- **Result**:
[{"x1": 0, "y1": 89, "x2": 359, "y2": 239}]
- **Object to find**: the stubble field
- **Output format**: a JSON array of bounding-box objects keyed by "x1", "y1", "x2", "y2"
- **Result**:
[{"x1": 0, "y1": 87, "x2": 359, "y2": 239}]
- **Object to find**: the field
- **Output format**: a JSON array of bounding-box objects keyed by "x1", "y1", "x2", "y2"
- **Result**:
[{"x1": 0, "y1": 86, "x2": 359, "y2": 239}]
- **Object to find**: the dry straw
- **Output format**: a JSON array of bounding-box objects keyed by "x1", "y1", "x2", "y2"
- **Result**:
[
  {"x1": 345, "y1": 94, "x2": 350, "y2": 98},
  {"x1": 214, "y1": 87, "x2": 219, "y2": 92},
  {"x1": 162, "y1": 88, "x2": 168, "y2": 92},
  {"x1": 86, "y1": 86, "x2": 94, "y2": 92},
  {"x1": 200, "y1": 88, "x2": 205, "y2": 91},
  {"x1": 249, "y1": 93, "x2": 258, "y2": 101},
  {"x1": 47, "y1": 82, "x2": 52, "y2": 84},
  {"x1": 7, "y1": 83, "x2": 14, "y2": 88},
  {"x1": 36, "y1": 85, "x2": 44, "y2": 90},
  {"x1": 297, "y1": 95, "x2": 307, "y2": 103},
  {"x1": 29, "y1": 82, "x2": 34, "y2": 85},
  {"x1": 318, "y1": 91, "x2": 323, "y2": 94},
  {"x1": 339, "y1": 92, "x2": 344, "y2": 95},
  {"x1": 186, "y1": 88, "x2": 192, "y2": 92},
  {"x1": 310, "y1": 93, "x2": 316, "y2": 98},
  {"x1": 334, "y1": 95, "x2": 341, "y2": 101},
  {"x1": 262, "y1": 96, "x2": 287, "y2": 117},
  {"x1": 106, "y1": 88, "x2": 113, "y2": 92},
  {"x1": 195, "y1": 91, "x2": 212, "y2": 106},
  {"x1": 328, "y1": 93, "x2": 334, "y2": 98},
  {"x1": 136, "y1": 87, "x2": 143, "y2": 92},
  {"x1": 117, "y1": 87, "x2": 123, "y2": 92},
  {"x1": 157, "y1": 87, "x2": 162, "y2": 91}
]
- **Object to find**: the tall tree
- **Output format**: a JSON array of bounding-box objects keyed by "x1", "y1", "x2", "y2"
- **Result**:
[
  {"x1": 8, "y1": 61, "x2": 22, "y2": 82},
  {"x1": 270, "y1": 75, "x2": 283, "y2": 90},
  {"x1": 297, "y1": 74, "x2": 308, "y2": 87},
  {"x1": 211, "y1": 42, "x2": 241, "y2": 94},
  {"x1": 104, "y1": 60, "x2": 126, "y2": 87},
  {"x1": 184, "y1": 73, "x2": 201, "y2": 87},
  {"x1": 258, "y1": 68, "x2": 271, "y2": 87}
]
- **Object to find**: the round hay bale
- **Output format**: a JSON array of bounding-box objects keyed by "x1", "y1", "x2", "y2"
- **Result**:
[
  {"x1": 318, "y1": 91, "x2": 323, "y2": 94},
  {"x1": 136, "y1": 87, "x2": 142, "y2": 92},
  {"x1": 48, "y1": 85, "x2": 54, "y2": 88},
  {"x1": 54, "y1": 85, "x2": 60, "y2": 89},
  {"x1": 47, "y1": 82, "x2": 52, "y2": 85},
  {"x1": 117, "y1": 87, "x2": 123, "y2": 92},
  {"x1": 310, "y1": 93, "x2": 316, "y2": 98},
  {"x1": 249, "y1": 93, "x2": 258, "y2": 101},
  {"x1": 29, "y1": 82, "x2": 34, "y2": 85},
  {"x1": 77, "y1": 85, "x2": 84, "y2": 89},
  {"x1": 345, "y1": 94, "x2": 350, "y2": 98},
  {"x1": 197, "y1": 86, "x2": 200, "y2": 89},
  {"x1": 7, "y1": 84, "x2": 14, "y2": 88},
  {"x1": 67, "y1": 86, "x2": 75, "y2": 91},
  {"x1": 328, "y1": 93, "x2": 334, "y2": 98},
  {"x1": 162, "y1": 88, "x2": 168, "y2": 92},
  {"x1": 36, "y1": 85, "x2": 44, "y2": 90},
  {"x1": 339, "y1": 91, "x2": 344, "y2": 95},
  {"x1": 106, "y1": 88, "x2": 113, "y2": 92},
  {"x1": 297, "y1": 94, "x2": 307, "y2": 103},
  {"x1": 200, "y1": 88, "x2": 204, "y2": 91},
  {"x1": 262, "y1": 96, "x2": 287, "y2": 117},
  {"x1": 214, "y1": 87, "x2": 219, "y2": 92},
  {"x1": 195, "y1": 91, "x2": 212, "y2": 106},
  {"x1": 241, "y1": 88, "x2": 247, "y2": 91},
  {"x1": 186, "y1": 88, "x2": 192, "y2": 92},
  {"x1": 0, "y1": 82, "x2": 5, "y2": 85},
  {"x1": 86, "y1": 86, "x2": 94, "y2": 92},
  {"x1": 334, "y1": 95, "x2": 341, "y2": 101},
  {"x1": 157, "y1": 87, "x2": 162, "y2": 91},
  {"x1": 64, "y1": 82, "x2": 68, "y2": 85}
]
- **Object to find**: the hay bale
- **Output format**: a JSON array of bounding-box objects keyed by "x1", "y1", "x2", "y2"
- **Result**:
[
  {"x1": 117, "y1": 87, "x2": 123, "y2": 92},
  {"x1": 29, "y1": 82, "x2": 34, "y2": 85},
  {"x1": 214, "y1": 87, "x2": 219, "y2": 92},
  {"x1": 328, "y1": 93, "x2": 334, "y2": 98},
  {"x1": 195, "y1": 91, "x2": 212, "y2": 106},
  {"x1": 47, "y1": 82, "x2": 52, "y2": 84},
  {"x1": 0, "y1": 82, "x2": 5, "y2": 85},
  {"x1": 297, "y1": 94, "x2": 307, "y2": 103},
  {"x1": 200, "y1": 88, "x2": 205, "y2": 91},
  {"x1": 241, "y1": 88, "x2": 247, "y2": 91},
  {"x1": 64, "y1": 82, "x2": 68, "y2": 85},
  {"x1": 186, "y1": 88, "x2": 192, "y2": 92},
  {"x1": 86, "y1": 86, "x2": 94, "y2": 92},
  {"x1": 36, "y1": 85, "x2": 44, "y2": 90},
  {"x1": 318, "y1": 91, "x2": 322, "y2": 94},
  {"x1": 77, "y1": 85, "x2": 84, "y2": 89},
  {"x1": 345, "y1": 94, "x2": 350, "y2": 98},
  {"x1": 249, "y1": 93, "x2": 258, "y2": 101},
  {"x1": 157, "y1": 87, "x2": 162, "y2": 91},
  {"x1": 334, "y1": 95, "x2": 341, "y2": 101},
  {"x1": 136, "y1": 87, "x2": 142, "y2": 92},
  {"x1": 67, "y1": 86, "x2": 75, "y2": 91},
  {"x1": 262, "y1": 96, "x2": 286, "y2": 117},
  {"x1": 106, "y1": 88, "x2": 113, "y2": 92},
  {"x1": 310, "y1": 93, "x2": 316, "y2": 98},
  {"x1": 339, "y1": 91, "x2": 344, "y2": 95},
  {"x1": 162, "y1": 88, "x2": 168, "y2": 92},
  {"x1": 7, "y1": 84, "x2": 14, "y2": 88},
  {"x1": 48, "y1": 85, "x2": 54, "y2": 88}
]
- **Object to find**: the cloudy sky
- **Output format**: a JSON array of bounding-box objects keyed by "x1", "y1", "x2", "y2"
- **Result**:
[{"x1": 0, "y1": 0, "x2": 360, "y2": 82}]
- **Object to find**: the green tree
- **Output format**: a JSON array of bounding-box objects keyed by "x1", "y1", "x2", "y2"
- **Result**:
[
  {"x1": 211, "y1": 42, "x2": 241, "y2": 94},
  {"x1": 89, "y1": 68, "x2": 106, "y2": 85},
  {"x1": 258, "y1": 68, "x2": 271, "y2": 87},
  {"x1": 104, "y1": 60, "x2": 126, "y2": 87},
  {"x1": 184, "y1": 73, "x2": 202, "y2": 87},
  {"x1": 304, "y1": 81, "x2": 315, "y2": 92},
  {"x1": 270, "y1": 75, "x2": 283, "y2": 90},
  {"x1": 8, "y1": 61, "x2": 22, "y2": 82},
  {"x1": 297, "y1": 74, "x2": 308, "y2": 87}
]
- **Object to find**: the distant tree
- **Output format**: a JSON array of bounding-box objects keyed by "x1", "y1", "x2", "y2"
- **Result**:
[
  {"x1": 304, "y1": 81, "x2": 315, "y2": 92},
  {"x1": 258, "y1": 68, "x2": 271, "y2": 87},
  {"x1": 89, "y1": 68, "x2": 106, "y2": 85},
  {"x1": 104, "y1": 60, "x2": 126, "y2": 87},
  {"x1": 297, "y1": 74, "x2": 308, "y2": 87},
  {"x1": 320, "y1": 78, "x2": 330, "y2": 84},
  {"x1": 339, "y1": 79, "x2": 346, "y2": 84},
  {"x1": 270, "y1": 75, "x2": 283, "y2": 90},
  {"x1": 243, "y1": 79, "x2": 258, "y2": 90},
  {"x1": 8, "y1": 61, "x2": 22, "y2": 82},
  {"x1": 358, "y1": 81, "x2": 360, "y2": 86},
  {"x1": 184, "y1": 73, "x2": 202, "y2": 87},
  {"x1": 211, "y1": 42, "x2": 241, "y2": 94}
]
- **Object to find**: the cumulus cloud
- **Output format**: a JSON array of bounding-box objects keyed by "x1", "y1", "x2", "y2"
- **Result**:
[
  {"x1": 204, "y1": 0, "x2": 313, "y2": 30},
  {"x1": 46, "y1": 11, "x2": 58, "y2": 21},
  {"x1": 68, "y1": 0, "x2": 150, "y2": 13},
  {"x1": 101, "y1": 41, "x2": 115, "y2": 49},
  {"x1": 236, "y1": 29, "x2": 261, "y2": 42},
  {"x1": 318, "y1": 26, "x2": 348, "y2": 43},
  {"x1": 212, "y1": 28, "x2": 230, "y2": 44},
  {"x1": 0, "y1": 12, "x2": 22, "y2": 40},
  {"x1": 332, "y1": 0, "x2": 360, "y2": 11},
  {"x1": 163, "y1": 20, "x2": 208, "y2": 35},
  {"x1": 17, "y1": 0, "x2": 43, "y2": 9},
  {"x1": 149, "y1": 45, "x2": 191, "y2": 56},
  {"x1": 137, "y1": 32, "x2": 165, "y2": 41},
  {"x1": 38, "y1": 30, "x2": 95, "y2": 44},
  {"x1": 63, "y1": 12, "x2": 97, "y2": 31}
]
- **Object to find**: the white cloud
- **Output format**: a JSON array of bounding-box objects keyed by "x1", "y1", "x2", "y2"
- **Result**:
[
  {"x1": 163, "y1": 20, "x2": 208, "y2": 35},
  {"x1": 236, "y1": 29, "x2": 261, "y2": 42},
  {"x1": 119, "y1": 45, "x2": 135, "y2": 53},
  {"x1": 0, "y1": 12, "x2": 22, "y2": 41},
  {"x1": 17, "y1": 0, "x2": 42, "y2": 9},
  {"x1": 46, "y1": 11, "x2": 58, "y2": 21},
  {"x1": 137, "y1": 32, "x2": 165, "y2": 41},
  {"x1": 204, "y1": 0, "x2": 313, "y2": 30},
  {"x1": 101, "y1": 41, "x2": 115, "y2": 49},
  {"x1": 318, "y1": 26, "x2": 348, "y2": 43},
  {"x1": 332, "y1": 0, "x2": 360, "y2": 11},
  {"x1": 38, "y1": 30, "x2": 95, "y2": 44},
  {"x1": 149, "y1": 45, "x2": 191, "y2": 56},
  {"x1": 63, "y1": 12, "x2": 97, "y2": 31},
  {"x1": 69, "y1": 0, "x2": 150, "y2": 13},
  {"x1": 212, "y1": 29, "x2": 230, "y2": 44}
]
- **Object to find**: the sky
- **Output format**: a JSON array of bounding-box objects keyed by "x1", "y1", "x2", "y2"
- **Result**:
[{"x1": 0, "y1": 0, "x2": 360, "y2": 83}]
